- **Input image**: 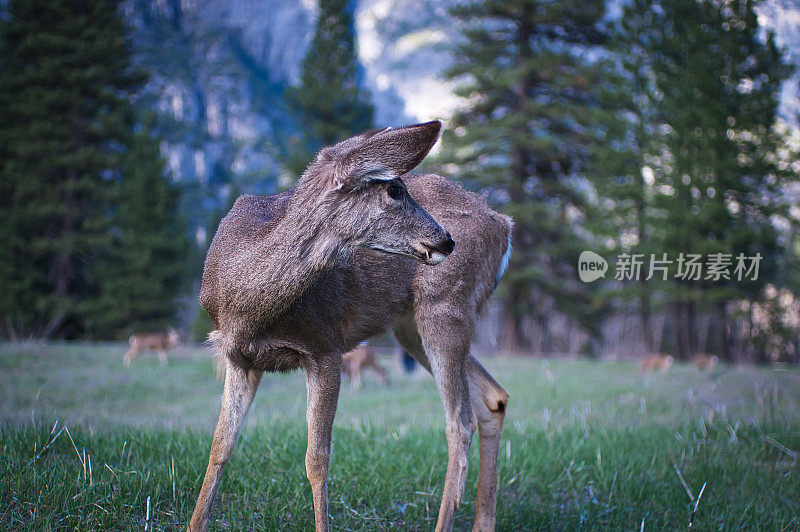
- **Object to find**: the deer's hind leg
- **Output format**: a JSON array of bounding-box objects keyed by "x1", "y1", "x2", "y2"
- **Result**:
[
  {"x1": 189, "y1": 359, "x2": 262, "y2": 531},
  {"x1": 364, "y1": 357, "x2": 389, "y2": 386},
  {"x1": 467, "y1": 356, "x2": 508, "y2": 531},
  {"x1": 350, "y1": 359, "x2": 363, "y2": 390}
]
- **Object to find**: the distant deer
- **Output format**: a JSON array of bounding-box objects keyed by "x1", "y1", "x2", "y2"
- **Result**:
[
  {"x1": 123, "y1": 328, "x2": 181, "y2": 366},
  {"x1": 639, "y1": 353, "x2": 674, "y2": 373},
  {"x1": 694, "y1": 353, "x2": 719, "y2": 370},
  {"x1": 342, "y1": 342, "x2": 388, "y2": 389},
  {"x1": 188, "y1": 121, "x2": 512, "y2": 532}
]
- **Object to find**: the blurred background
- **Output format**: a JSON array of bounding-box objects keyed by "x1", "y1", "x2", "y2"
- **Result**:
[{"x1": 2, "y1": 0, "x2": 800, "y2": 365}]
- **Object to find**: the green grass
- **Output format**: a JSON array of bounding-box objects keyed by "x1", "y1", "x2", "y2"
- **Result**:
[{"x1": 1, "y1": 343, "x2": 798, "y2": 530}]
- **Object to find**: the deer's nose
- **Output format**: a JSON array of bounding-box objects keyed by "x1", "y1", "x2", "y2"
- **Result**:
[{"x1": 440, "y1": 233, "x2": 455, "y2": 255}]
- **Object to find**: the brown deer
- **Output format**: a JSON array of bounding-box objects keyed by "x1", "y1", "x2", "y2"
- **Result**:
[
  {"x1": 188, "y1": 121, "x2": 512, "y2": 532},
  {"x1": 638, "y1": 353, "x2": 675, "y2": 373},
  {"x1": 694, "y1": 353, "x2": 719, "y2": 370},
  {"x1": 123, "y1": 328, "x2": 181, "y2": 366},
  {"x1": 342, "y1": 342, "x2": 389, "y2": 389}
]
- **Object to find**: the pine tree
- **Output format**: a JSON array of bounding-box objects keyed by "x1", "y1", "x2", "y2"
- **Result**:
[
  {"x1": 588, "y1": 0, "x2": 661, "y2": 352},
  {"x1": 607, "y1": 0, "x2": 797, "y2": 359},
  {"x1": 85, "y1": 122, "x2": 188, "y2": 339},
  {"x1": 0, "y1": 0, "x2": 148, "y2": 338},
  {"x1": 283, "y1": 0, "x2": 374, "y2": 177},
  {"x1": 644, "y1": 0, "x2": 794, "y2": 361},
  {"x1": 439, "y1": 0, "x2": 611, "y2": 352},
  {"x1": 584, "y1": 0, "x2": 797, "y2": 361}
]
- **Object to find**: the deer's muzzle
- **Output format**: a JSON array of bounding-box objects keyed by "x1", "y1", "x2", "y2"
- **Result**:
[{"x1": 417, "y1": 233, "x2": 455, "y2": 265}]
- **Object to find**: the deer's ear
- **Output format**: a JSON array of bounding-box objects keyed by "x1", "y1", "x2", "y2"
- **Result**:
[{"x1": 338, "y1": 121, "x2": 442, "y2": 187}]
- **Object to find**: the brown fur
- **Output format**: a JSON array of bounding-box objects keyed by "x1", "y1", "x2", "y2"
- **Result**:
[
  {"x1": 188, "y1": 122, "x2": 512, "y2": 532},
  {"x1": 123, "y1": 329, "x2": 180, "y2": 366},
  {"x1": 694, "y1": 353, "x2": 719, "y2": 370},
  {"x1": 342, "y1": 343, "x2": 388, "y2": 389},
  {"x1": 638, "y1": 354, "x2": 674, "y2": 373}
]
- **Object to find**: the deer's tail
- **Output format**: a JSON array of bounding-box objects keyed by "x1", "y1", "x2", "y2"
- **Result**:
[{"x1": 493, "y1": 215, "x2": 514, "y2": 291}]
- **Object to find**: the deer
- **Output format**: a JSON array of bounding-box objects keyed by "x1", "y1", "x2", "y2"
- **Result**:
[
  {"x1": 123, "y1": 328, "x2": 181, "y2": 366},
  {"x1": 638, "y1": 353, "x2": 675, "y2": 374},
  {"x1": 188, "y1": 121, "x2": 513, "y2": 532},
  {"x1": 693, "y1": 353, "x2": 719, "y2": 370},
  {"x1": 342, "y1": 342, "x2": 389, "y2": 389}
]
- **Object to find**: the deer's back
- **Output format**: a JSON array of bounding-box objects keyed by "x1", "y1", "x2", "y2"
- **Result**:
[
  {"x1": 130, "y1": 333, "x2": 169, "y2": 349},
  {"x1": 200, "y1": 189, "x2": 294, "y2": 328},
  {"x1": 201, "y1": 174, "x2": 511, "y2": 371}
]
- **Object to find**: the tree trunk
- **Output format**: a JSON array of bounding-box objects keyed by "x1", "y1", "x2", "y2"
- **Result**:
[
  {"x1": 634, "y1": 72, "x2": 652, "y2": 354},
  {"x1": 51, "y1": 159, "x2": 78, "y2": 338},
  {"x1": 498, "y1": 17, "x2": 532, "y2": 359},
  {"x1": 501, "y1": 288, "x2": 526, "y2": 355},
  {"x1": 719, "y1": 301, "x2": 732, "y2": 362},
  {"x1": 640, "y1": 288, "x2": 652, "y2": 352},
  {"x1": 687, "y1": 298, "x2": 698, "y2": 356},
  {"x1": 674, "y1": 300, "x2": 689, "y2": 360}
]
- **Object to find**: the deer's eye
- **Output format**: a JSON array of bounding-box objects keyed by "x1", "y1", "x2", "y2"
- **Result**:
[{"x1": 387, "y1": 184, "x2": 403, "y2": 201}]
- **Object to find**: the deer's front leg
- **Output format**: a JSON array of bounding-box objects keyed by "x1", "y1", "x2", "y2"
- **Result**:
[
  {"x1": 304, "y1": 354, "x2": 342, "y2": 532},
  {"x1": 427, "y1": 342, "x2": 476, "y2": 532},
  {"x1": 123, "y1": 348, "x2": 137, "y2": 366},
  {"x1": 189, "y1": 360, "x2": 262, "y2": 532},
  {"x1": 351, "y1": 360, "x2": 362, "y2": 390}
]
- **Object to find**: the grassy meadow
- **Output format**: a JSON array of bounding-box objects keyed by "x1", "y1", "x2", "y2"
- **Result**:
[{"x1": 0, "y1": 342, "x2": 798, "y2": 530}]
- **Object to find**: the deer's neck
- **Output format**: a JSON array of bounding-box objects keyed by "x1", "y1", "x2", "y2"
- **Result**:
[{"x1": 227, "y1": 189, "x2": 346, "y2": 327}]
